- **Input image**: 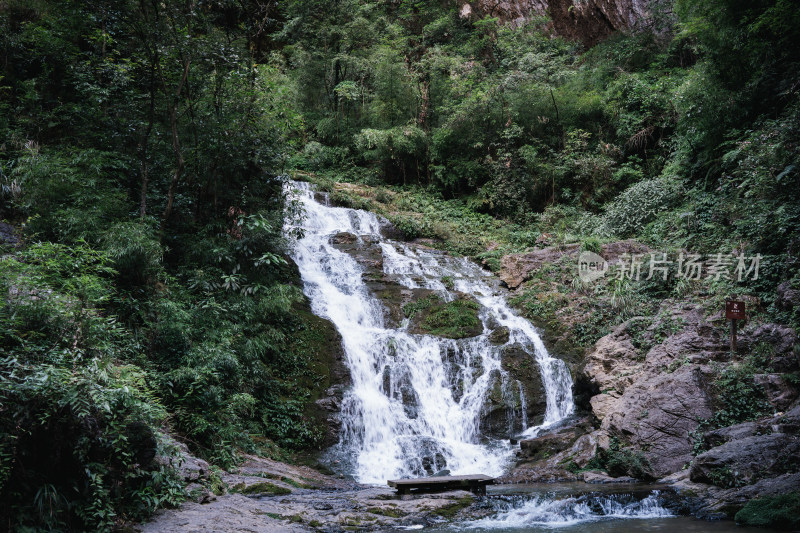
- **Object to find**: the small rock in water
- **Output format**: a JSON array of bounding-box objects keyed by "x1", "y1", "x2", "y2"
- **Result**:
[{"x1": 432, "y1": 469, "x2": 451, "y2": 477}]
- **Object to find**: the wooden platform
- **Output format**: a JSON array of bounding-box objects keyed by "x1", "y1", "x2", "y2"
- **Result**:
[{"x1": 387, "y1": 475, "x2": 494, "y2": 495}]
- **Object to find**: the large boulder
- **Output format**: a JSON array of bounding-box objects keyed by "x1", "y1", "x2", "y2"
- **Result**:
[
  {"x1": 500, "y1": 423, "x2": 608, "y2": 484},
  {"x1": 582, "y1": 322, "x2": 641, "y2": 403},
  {"x1": 479, "y1": 364, "x2": 544, "y2": 439},
  {"x1": 741, "y1": 323, "x2": 799, "y2": 372},
  {"x1": 330, "y1": 232, "x2": 384, "y2": 271},
  {"x1": 498, "y1": 244, "x2": 579, "y2": 290},
  {"x1": 776, "y1": 281, "x2": 800, "y2": 310},
  {"x1": 776, "y1": 403, "x2": 800, "y2": 434},
  {"x1": 519, "y1": 425, "x2": 585, "y2": 460},
  {"x1": 702, "y1": 421, "x2": 762, "y2": 449},
  {"x1": 501, "y1": 343, "x2": 547, "y2": 426},
  {"x1": 754, "y1": 374, "x2": 798, "y2": 411},
  {"x1": 690, "y1": 433, "x2": 800, "y2": 487},
  {"x1": 581, "y1": 303, "x2": 739, "y2": 478},
  {"x1": 601, "y1": 364, "x2": 714, "y2": 478}
]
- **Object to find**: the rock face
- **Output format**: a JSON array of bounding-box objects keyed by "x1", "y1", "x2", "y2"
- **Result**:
[
  {"x1": 690, "y1": 433, "x2": 800, "y2": 487},
  {"x1": 571, "y1": 298, "x2": 799, "y2": 515},
  {"x1": 741, "y1": 323, "x2": 799, "y2": 372},
  {"x1": 461, "y1": 0, "x2": 660, "y2": 47},
  {"x1": 499, "y1": 244, "x2": 579, "y2": 290},
  {"x1": 498, "y1": 240, "x2": 649, "y2": 290},
  {"x1": 501, "y1": 344, "x2": 547, "y2": 425},
  {"x1": 604, "y1": 365, "x2": 714, "y2": 477},
  {"x1": 579, "y1": 304, "x2": 732, "y2": 478},
  {"x1": 776, "y1": 281, "x2": 800, "y2": 310},
  {"x1": 754, "y1": 373, "x2": 798, "y2": 410},
  {"x1": 667, "y1": 405, "x2": 800, "y2": 519},
  {"x1": 583, "y1": 322, "x2": 641, "y2": 400},
  {"x1": 0, "y1": 222, "x2": 19, "y2": 246}
]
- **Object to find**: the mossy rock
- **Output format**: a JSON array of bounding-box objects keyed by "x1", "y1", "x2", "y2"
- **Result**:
[
  {"x1": 501, "y1": 344, "x2": 546, "y2": 425},
  {"x1": 403, "y1": 293, "x2": 482, "y2": 339},
  {"x1": 235, "y1": 482, "x2": 292, "y2": 495},
  {"x1": 489, "y1": 326, "x2": 510, "y2": 345},
  {"x1": 366, "y1": 506, "x2": 408, "y2": 518},
  {"x1": 433, "y1": 495, "x2": 475, "y2": 519}
]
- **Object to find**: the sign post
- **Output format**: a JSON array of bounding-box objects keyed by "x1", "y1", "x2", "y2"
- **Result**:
[{"x1": 725, "y1": 300, "x2": 746, "y2": 353}]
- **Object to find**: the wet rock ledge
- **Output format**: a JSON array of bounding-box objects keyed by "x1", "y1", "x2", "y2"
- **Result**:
[{"x1": 138, "y1": 444, "x2": 482, "y2": 532}]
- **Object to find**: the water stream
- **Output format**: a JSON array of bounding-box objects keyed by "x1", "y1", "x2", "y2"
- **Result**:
[{"x1": 286, "y1": 181, "x2": 574, "y2": 484}]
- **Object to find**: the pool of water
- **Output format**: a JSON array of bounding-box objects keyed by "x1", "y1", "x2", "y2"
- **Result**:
[{"x1": 430, "y1": 516, "x2": 781, "y2": 533}]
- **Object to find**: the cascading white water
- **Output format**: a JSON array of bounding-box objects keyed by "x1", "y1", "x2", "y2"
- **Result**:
[
  {"x1": 286, "y1": 181, "x2": 574, "y2": 483},
  {"x1": 465, "y1": 491, "x2": 673, "y2": 529}
]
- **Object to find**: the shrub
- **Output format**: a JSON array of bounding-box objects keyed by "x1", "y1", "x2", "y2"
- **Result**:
[
  {"x1": 102, "y1": 220, "x2": 164, "y2": 290},
  {"x1": 12, "y1": 149, "x2": 129, "y2": 242},
  {"x1": 602, "y1": 178, "x2": 678, "y2": 237},
  {"x1": 0, "y1": 240, "x2": 185, "y2": 530},
  {"x1": 0, "y1": 356, "x2": 184, "y2": 531},
  {"x1": 707, "y1": 361, "x2": 771, "y2": 428},
  {"x1": 581, "y1": 236, "x2": 603, "y2": 253},
  {"x1": 388, "y1": 214, "x2": 432, "y2": 241},
  {"x1": 735, "y1": 492, "x2": 800, "y2": 529}
]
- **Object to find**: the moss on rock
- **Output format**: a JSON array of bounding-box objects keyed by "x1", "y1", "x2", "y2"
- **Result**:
[
  {"x1": 403, "y1": 293, "x2": 482, "y2": 339},
  {"x1": 235, "y1": 482, "x2": 292, "y2": 495}
]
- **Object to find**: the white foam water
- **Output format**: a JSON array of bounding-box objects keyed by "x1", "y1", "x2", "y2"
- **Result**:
[
  {"x1": 285, "y1": 181, "x2": 574, "y2": 484},
  {"x1": 466, "y1": 491, "x2": 673, "y2": 529}
]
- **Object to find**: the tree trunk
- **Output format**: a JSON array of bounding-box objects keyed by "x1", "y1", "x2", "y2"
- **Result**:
[
  {"x1": 160, "y1": 59, "x2": 191, "y2": 227},
  {"x1": 138, "y1": 68, "x2": 156, "y2": 218}
]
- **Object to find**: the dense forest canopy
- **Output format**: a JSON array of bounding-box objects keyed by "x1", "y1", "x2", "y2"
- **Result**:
[{"x1": 1, "y1": 0, "x2": 799, "y2": 530}]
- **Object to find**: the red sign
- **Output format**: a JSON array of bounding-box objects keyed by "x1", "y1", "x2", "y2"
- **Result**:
[{"x1": 725, "y1": 300, "x2": 746, "y2": 320}]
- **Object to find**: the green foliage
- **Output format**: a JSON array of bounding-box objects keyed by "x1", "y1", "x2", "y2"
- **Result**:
[
  {"x1": 0, "y1": 0, "x2": 333, "y2": 528},
  {"x1": 735, "y1": 491, "x2": 800, "y2": 529},
  {"x1": 602, "y1": 178, "x2": 679, "y2": 237},
  {"x1": 580, "y1": 236, "x2": 603, "y2": 254},
  {"x1": 601, "y1": 437, "x2": 653, "y2": 480},
  {"x1": 695, "y1": 360, "x2": 772, "y2": 437},
  {"x1": 402, "y1": 293, "x2": 440, "y2": 318},
  {"x1": 355, "y1": 125, "x2": 427, "y2": 184},
  {"x1": 13, "y1": 149, "x2": 129, "y2": 242},
  {"x1": 0, "y1": 242, "x2": 185, "y2": 530},
  {"x1": 102, "y1": 221, "x2": 164, "y2": 290},
  {"x1": 705, "y1": 466, "x2": 747, "y2": 489}
]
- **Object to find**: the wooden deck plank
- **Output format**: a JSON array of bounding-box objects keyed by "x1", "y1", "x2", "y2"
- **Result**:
[
  {"x1": 387, "y1": 475, "x2": 494, "y2": 495},
  {"x1": 387, "y1": 475, "x2": 493, "y2": 486}
]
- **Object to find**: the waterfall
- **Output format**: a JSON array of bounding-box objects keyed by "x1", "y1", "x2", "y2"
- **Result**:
[{"x1": 286, "y1": 181, "x2": 574, "y2": 484}]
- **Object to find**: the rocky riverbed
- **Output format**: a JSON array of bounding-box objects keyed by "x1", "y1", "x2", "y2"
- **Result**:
[{"x1": 137, "y1": 445, "x2": 482, "y2": 532}]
